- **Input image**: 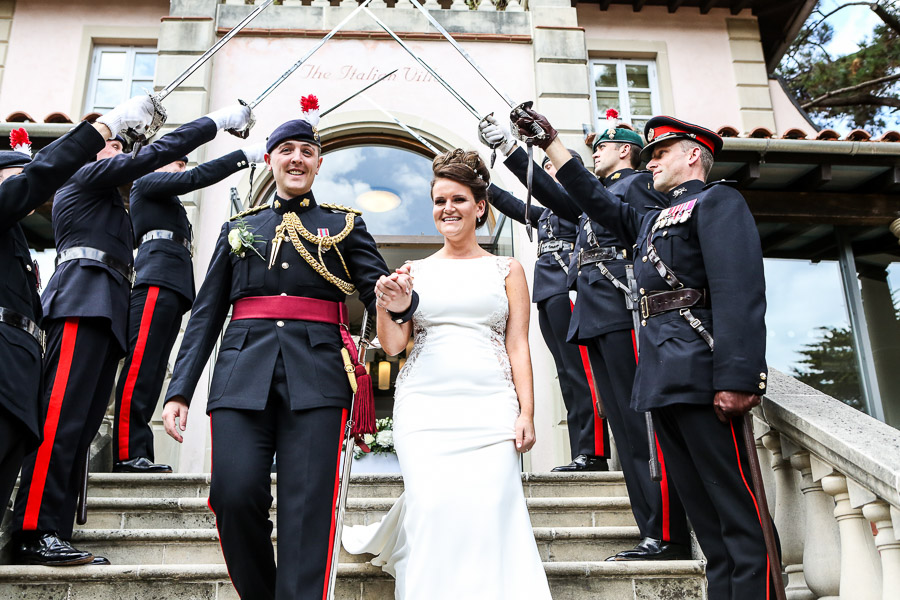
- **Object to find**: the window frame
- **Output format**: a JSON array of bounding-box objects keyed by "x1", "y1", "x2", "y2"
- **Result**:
[
  {"x1": 588, "y1": 58, "x2": 662, "y2": 133},
  {"x1": 83, "y1": 45, "x2": 158, "y2": 115}
]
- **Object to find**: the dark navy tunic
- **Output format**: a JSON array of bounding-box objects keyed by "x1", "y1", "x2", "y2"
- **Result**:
[
  {"x1": 0, "y1": 122, "x2": 105, "y2": 438},
  {"x1": 556, "y1": 161, "x2": 768, "y2": 410},
  {"x1": 166, "y1": 192, "x2": 409, "y2": 414},
  {"x1": 131, "y1": 149, "x2": 250, "y2": 304},
  {"x1": 41, "y1": 117, "x2": 218, "y2": 352}
]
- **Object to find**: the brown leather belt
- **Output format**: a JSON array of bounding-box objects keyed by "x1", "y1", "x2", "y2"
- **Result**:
[
  {"x1": 640, "y1": 288, "x2": 709, "y2": 319},
  {"x1": 577, "y1": 246, "x2": 627, "y2": 269}
]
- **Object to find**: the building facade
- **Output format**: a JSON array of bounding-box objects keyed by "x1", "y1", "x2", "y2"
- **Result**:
[{"x1": 2, "y1": 0, "x2": 898, "y2": 473}]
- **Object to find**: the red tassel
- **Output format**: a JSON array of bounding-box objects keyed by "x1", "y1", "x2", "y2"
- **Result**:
[
  {"x1": 300, "y1": 94, "x2": 320, "y2": 113},
  {"x1": 350, "y1": 367, "x2": 376, "y2": 438}
]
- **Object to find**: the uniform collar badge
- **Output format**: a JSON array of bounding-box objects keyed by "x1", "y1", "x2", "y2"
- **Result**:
[
  {"x1": 274, "y1": 200, "x2": 281, "y2": 209},
  {"x1": 671, "y1": 186, "x2": 686, "y2": 198},
  {"x1": 611, "y1": 172, "x2": 621, "y2": 180},
  {"x1": 300, "y1": 197, "x2": 310, "y2": 207}
]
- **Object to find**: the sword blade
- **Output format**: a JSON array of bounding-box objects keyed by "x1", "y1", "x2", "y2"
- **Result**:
[
  {"x1": 158, "y1": 0, "x2": 276, "y2": 102},
  {"x1": 250, "y1": 0, "x2": 375, "y2": 109},
  {"x1": 525, "y1": 144, "x2": 534, "y2": 242},
  {"x1": 363, "y1": 95, "x2": 440, "y2": 154},
  {"x1": 320, "y1": 69, "x2": 398, "y2": 118},
  {"x1": 407, "y1": 0, "x2": 517, "y2": 109},
  {"x1": 364, "y1": 7, "x2": 482, "y2": 120}
]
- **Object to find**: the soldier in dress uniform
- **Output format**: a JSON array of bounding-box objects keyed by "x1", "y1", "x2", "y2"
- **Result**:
[
  {"x1": 112, "y1": 142, "x2": 266, "y2": 474},
  {"x1": 482, "y1": 136, "x2": 611, "y2": 471},
  {"x1": 0, "y1": 96, "x2": 155, "y2": 528},
  {"x1": 10, "y1": 103, "x2": 253, "y2": 566},
  {"x1": 161, "y1": 104, "x2": 418, "y2": 600},
  {"x1": 520, "y1": 109, "x2": 777, "y2": 599},
  {"x1": 482, "y1": 116, "x2": 690, "y2": 560}
]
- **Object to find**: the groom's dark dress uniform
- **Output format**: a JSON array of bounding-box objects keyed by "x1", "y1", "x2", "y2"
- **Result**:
[
  {"x1": 0, "y1": 123, "x2": 106, "y2": 516},
  {"x1": 12, "y1": 118, "x2": 219, "y2": 557},
  {"x1": 166, "y1": 117, "x2": 417, "y2": 600},
  {"x1": 553, "y1": 116, "x2": 776, "y2": 599},
  {"x1": 489, "y1": 176, "x2": 610, "y2": 466},
  {"x1": 113, "y1": 150, "x2": 251, "y2": 471},
  {"x1": 502, "y1": 143, "x2": 689, "y2": 558}
]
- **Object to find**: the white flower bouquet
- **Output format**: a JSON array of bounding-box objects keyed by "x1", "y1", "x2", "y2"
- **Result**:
[{"x1": 354, "y1": 417, "x2": 395, "y2": 459}]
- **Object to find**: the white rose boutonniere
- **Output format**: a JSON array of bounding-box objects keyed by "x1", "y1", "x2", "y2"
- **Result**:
[{"x1": 229, "y1": 218, "x2": 266, "y2": 260}]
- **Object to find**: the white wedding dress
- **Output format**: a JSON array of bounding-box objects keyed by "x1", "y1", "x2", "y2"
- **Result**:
[{"x1": 342, "y1": 255, "x2": 552, "y2": 600}]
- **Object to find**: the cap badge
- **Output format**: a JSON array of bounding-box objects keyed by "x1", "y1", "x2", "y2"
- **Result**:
[
  {"x1": 607, "y1": 128, "x2": 617, "y2": 139},
  {"x1": 647, "y1": 128, "x2": 655, "y2": 141}
]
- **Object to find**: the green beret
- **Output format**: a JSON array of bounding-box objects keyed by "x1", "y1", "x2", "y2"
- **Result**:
[{"x1": 592, "y1": 126, "x2": 644, "y2": 152}]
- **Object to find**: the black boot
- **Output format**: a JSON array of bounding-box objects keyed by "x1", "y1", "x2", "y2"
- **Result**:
[
  {"x1": 14, "y1": 532, "x2": 94, "y2": 566},
  {"x1": 551, "y1": 454, "x2": 609, "y2": 472},
  {"x1": 606, "y1": 537, "x2": 692, "y2": 561},
  {"x1": 113, "y1": 457, "x2": 173, "y2": 473}
]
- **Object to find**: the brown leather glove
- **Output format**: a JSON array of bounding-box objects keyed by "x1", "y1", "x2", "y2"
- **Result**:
[
  {"x1": 713, "y1": 390, "x2": 761, "y2": 423},
  {"x1": 510, "y1": 103, "x2": 558, "y2": 150}
]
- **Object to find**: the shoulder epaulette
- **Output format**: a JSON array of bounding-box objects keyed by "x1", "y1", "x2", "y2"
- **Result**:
[
  {"x1": 702, "y1": 179, "x2": 738, "y2": 190},
  {"x1": 229, "y1": 204, "x2": 271, "y2": 221},
  {"x1": 320, "y1": 202, "x2": 362, "y2": 216}
]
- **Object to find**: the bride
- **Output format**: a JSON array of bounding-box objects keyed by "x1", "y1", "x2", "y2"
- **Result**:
[{"x1": 342, "y1": 149, "x2": 553, "y2": 599}]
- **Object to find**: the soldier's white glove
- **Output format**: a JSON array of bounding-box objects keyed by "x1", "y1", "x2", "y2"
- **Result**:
[
  {"x1": 207, "y1": 104, "x2": 252, "y2": 132},
  {"x1": 479, "y1": 115, "x2": 517, "y2": 157},
  {"x1": 242, "y1": 143, "x2": 267, "y2": 164},
  {"x1": 97, "y1": 95, "x2": 156, "y2": 136}
]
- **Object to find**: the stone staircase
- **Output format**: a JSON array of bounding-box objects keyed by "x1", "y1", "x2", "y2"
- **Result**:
[{"x1": 0, "y1": 472, "x2": 707, "y2": 599}]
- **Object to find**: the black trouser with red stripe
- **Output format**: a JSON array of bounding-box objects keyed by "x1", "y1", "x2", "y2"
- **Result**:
[
  {"x1": 0, "y1": 407, "x2": 28, "y2": 517},
  {"x1": 654, "y1": 403, "x2": 780, "y2": 600},
  {"x1": 585, "y1": 328, "x2": 689, "y2": 546},
  {"x1": 114, "y1": 285, "x2": 187, "y2": 462},
  {"x1": 13, "y1": 317, "x2": 120, "y2": 539},
  {"x1": 209, "y1": 353, "x2": 347, "y2": 600},
  {"x1": 537, "y1": 294, "x2": 609, "y2": 458}
]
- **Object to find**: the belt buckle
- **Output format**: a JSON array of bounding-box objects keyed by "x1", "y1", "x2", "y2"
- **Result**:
[{"x1": 640, "y1": 295, "x2": 649, "y2": 319}]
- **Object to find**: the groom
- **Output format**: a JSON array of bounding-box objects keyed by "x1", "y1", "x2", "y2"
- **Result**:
[{"x1": 162, "y1": 109, "x2": 417, "y2": 600}]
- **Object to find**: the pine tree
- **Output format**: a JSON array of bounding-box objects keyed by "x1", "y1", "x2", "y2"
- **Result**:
[{"x1": 791, "y1": 326, "x2": 864, "y2": 410}]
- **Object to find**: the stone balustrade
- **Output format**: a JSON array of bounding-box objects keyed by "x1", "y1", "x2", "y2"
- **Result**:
[
  {"x1": 755, "y1": 369, "x2": 900, "y2": 600},
  {"x1": 219, "y1": 0, "x2": 527, "y2": 14}
]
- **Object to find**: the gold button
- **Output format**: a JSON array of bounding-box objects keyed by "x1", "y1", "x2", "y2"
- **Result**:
[
  {"x1": 642, "y1": 256, "x2": 648, "y2": 262},
  {"x1": 760, "y1": 373, "x2": 767, "y2": 380},
  {"x1": 276, "y1": 320, "x2": 285, "y2": 327},
  {"x1": 26, "y1": 264, "x2": 32, "y2": 271},
  {"x1": 640, "y1": 288, "x2": 645, "y2": 295},
  {"x1": 281, "y1": 262, "x2": 289, "y2": 270},
  {"x1": 758, "y1": 382, "x2": 766, "y2": 390},
  {"x1": 641, "y1": 320, "x2": 647, "y2": 327}
]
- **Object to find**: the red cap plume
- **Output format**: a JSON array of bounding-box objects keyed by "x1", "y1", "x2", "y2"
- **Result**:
[
  {"x1": 10, "y1": 128, "x2": 32, "y2": 156},
  {"x1": 605, "y1": 108, "x2": 619, "y2": 120},
  {"x1": 301, "y1": 95, "x2": 320, "y2": 113}
]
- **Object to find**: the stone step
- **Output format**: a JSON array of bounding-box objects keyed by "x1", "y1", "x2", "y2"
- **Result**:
[
  {"x1": 0, "y1": 561, "x2": 707, "y2": 599},
  {"x1": 80, "y1": 496, "x2": 636, "y2": 530},
  {"x1": 70, "y1": 526, "x2": 643, "y2": 565},
  {"x1": 84, "y1": 471, "x2": 628, "y2": 499}
]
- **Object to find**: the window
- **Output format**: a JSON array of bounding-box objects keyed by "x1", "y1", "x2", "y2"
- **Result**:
[
  {"x1": 589, "y1": 59, "x2": 660, "y2": 134},
  {"x1": 84, "y1": 46, "x2": 157, "y2": 114}
]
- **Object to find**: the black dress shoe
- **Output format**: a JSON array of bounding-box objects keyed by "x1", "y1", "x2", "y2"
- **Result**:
[
  {"x1": 113, "y1": 457, "x2": 173, "y2": 473},
  {"x1": 89, "y1": 556, "x2": 111, "y2": 565},
  {"x1": 551, "y1": 454, "x2": 609, "y2": 472},
  {"x1": 14, "y1": 532, "x2": 94, "y2": 566},
  {"x1": 605, "y1": 537, "x2": 692, "y2": 561}
]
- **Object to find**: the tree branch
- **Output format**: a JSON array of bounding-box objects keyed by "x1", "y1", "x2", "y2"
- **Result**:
[
  {"x1": 802, "y1": 72, "x2": 900, "y2": 108},
  {"x1": 807, "y1": 92, "x2": 900, "y2": 109},
  {"x1": 808, "y1": 2, "x2": 875, "y2": 33},
  {"x1": 872, "y1": 3, "x2": 900, "y2": 35}
]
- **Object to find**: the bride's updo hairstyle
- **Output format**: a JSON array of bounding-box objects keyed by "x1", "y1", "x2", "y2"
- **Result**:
[{"x1": 431, "y1": 149, "x2": 491, "y2": 228}]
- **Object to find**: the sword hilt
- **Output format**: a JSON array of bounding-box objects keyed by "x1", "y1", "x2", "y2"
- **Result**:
[
  {"x1": 510, "y1": 101, "x2": 551, "y2": 145},
  {"x1": 225, "y1": 98, "x2": 256, "y2": 140},
  {"x1": 124, "y1": 93, "x2": 167, "y2": 158},
  {"x1": 476, "y1": 113, "x2": 504, "y2": 167}
]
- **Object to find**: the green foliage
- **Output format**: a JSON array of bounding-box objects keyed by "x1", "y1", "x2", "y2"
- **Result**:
[
  {"x1": 791, "y1": 326, "x2": 865, "y2": 410},
  {"x1": 777, "y1": 2, "x2": 900, "y2": 132}
]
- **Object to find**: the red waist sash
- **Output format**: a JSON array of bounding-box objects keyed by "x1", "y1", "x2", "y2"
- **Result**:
[{"x1": 230, "y1": 295, "x2": 374, "y2": 437}]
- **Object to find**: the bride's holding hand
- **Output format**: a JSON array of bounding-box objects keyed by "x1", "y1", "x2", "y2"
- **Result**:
[{"x1": 344, "y1": 149, "x2": 552, "y2": 600}]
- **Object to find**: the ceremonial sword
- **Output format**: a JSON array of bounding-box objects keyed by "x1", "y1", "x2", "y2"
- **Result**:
[
  {"x1": 227, "y1": 0, "x2": 376, "y2": 139},
  {"x1": 124, "y1": 0, "x2": 277, "y2": 155},
  {"x1": 326, "y1": 310, "x2": 373, "y2": 600},
  {"x1": 319, "y1": 69, "x2": 398, "y2": 119},
  {"x1": 363, "y1": 95, "x2": 440, "y2": 154},
  {"x1": 404, "y1": 0, "x2": 548, "y2": 241}
]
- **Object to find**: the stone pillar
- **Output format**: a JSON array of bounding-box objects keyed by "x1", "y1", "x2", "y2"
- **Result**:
[
  {"x1": 790, "y1": 452, "x2": 840, "y2": 599},
  {"x1": 862, "y1": 501, "x2": 900, "y2": 600},
  {"x1": 821, "y1": 474, "x2": 882, "y2": 600},
  {"x1": 725, "y1": 18, "x2": 776, "y2": 133},
  {"x1": 0, "y1": 0, "x2": 14, "y2": 92},
  {"x1": 764, "y1": 433, "x2": 814, "y2": 600},
  {"x1": 858, "y1": 264, "x2": 900, "y2": 429}
]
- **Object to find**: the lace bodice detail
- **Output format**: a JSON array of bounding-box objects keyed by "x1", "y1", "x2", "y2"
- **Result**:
[{"x1": 395, "y1": 256, "x2": 515, "y2": 393}]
